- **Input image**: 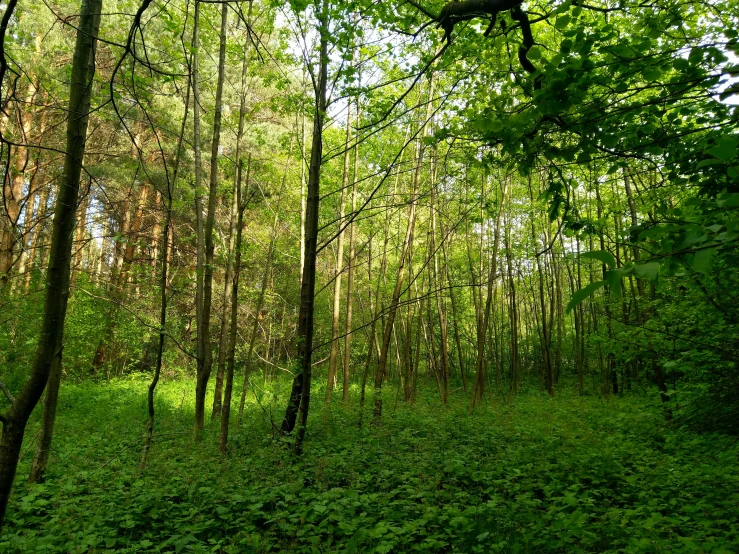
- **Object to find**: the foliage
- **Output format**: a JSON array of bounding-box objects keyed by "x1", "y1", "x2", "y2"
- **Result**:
[{"x1": 1, "y1": 378, "x2": 738, "y2": 553}]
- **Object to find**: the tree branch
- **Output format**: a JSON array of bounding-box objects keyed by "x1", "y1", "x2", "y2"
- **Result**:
[
  {"x1": 0, "y1": 0, "x2": 19, "y2": 109},
  {"x1": 0, "y1": 378, "x2": 15, "y2": 404}
]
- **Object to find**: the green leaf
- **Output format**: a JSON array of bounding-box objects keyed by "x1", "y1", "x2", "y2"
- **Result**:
[
  {"x1": 555, "y1": 15, "x2": 571, "y2": 30},
  {"x1": 633, "y1": 261, "x2": 660, "y2": 280},
  {"x1": 692, "y1": 247, "x2": 714, "y2": 274},
  {"x1": 605, "y1": 269, "x2": 624, "y2": 298},
  {"x1": 717, "y1": 192, "x2": 739, "y2": 208},
  {"x1": 580, "y1": 250, "x2": 616, "y2": 269},
  {"x1": 566, "y1": 280, "x2": 606, "y2": 312},
  {"x1": 601, "y1": 135, "x2": 619, "y2": 148},
  {"x1": 642, "y1": 67, "x2": 662, "y2": 81},
  {"x1": 527, "y1": 46, "x2": 542, "y2": 60},
  {"x1": 708, "y1": 137, "x2": 738, "y2": 161},
  {"x1": 673, "y1": 58, "x2": 689, "y2": 71}
]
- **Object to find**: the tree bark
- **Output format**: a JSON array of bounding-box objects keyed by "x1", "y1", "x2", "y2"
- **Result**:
[
  {"x1": 373, "y1": 78, "x2": 433, "y2": 420},
  {"x1": 238, "y1": 141, "x2": 291, "y2": 419},
  {"x1": 0, "y1": 0, "x2": 101, "y2": 527},
  {"x1": 469, "y1": 177, "x2": 506, "y2": 410},
  {"x1": 342, "y1": 99, "x2": 360, "y2": 402},
  {"x1": 326, "y1": 99, "x2": 352, "y2": 402},
  {"x1": 281, "y1": 3, "x2": 329, "y2": 456},
  {"x1": 0, "y1": 80, "x2": 37, "y2": 283},
  {"x1": 194, "y1": 3, "x2": 228, "y2": 434},
  {"x1": 219, "y1": 157, "x2": 248, "y2": 453},
  {"x1": 139, "y1": 45, "x2": 191, "y2": 470}
]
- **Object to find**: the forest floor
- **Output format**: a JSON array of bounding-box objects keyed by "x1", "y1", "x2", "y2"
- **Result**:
[{"x1": 0, "y1": 376, "x2": 737, "y2": 553}]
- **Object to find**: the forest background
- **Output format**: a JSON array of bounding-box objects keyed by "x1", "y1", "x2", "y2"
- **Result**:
[{"x1": 0, "y1": 0, "x2": 738, "y2": 551}]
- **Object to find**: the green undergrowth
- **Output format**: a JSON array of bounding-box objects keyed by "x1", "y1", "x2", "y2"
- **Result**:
[{"x1": 1, "y1": 376, "x2": 737, "y2": 553}]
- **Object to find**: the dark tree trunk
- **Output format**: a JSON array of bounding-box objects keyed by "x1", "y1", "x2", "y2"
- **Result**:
[
  {"x1": 0, "y1": 0, "x2": 101, "y2": 527},
  {"x1": 194, "y1": 3, "x2": 227, "y2": 434},
  {"x1": 281, "y1": 3, "x2": 328, "y2": 456},
  {"x1": 219, "y1": 158, "x2": 248, "y2": 453}
]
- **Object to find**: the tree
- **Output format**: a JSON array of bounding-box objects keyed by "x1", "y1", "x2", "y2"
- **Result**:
[{"x1": 0, "y1": 0, "x2": 102, "y2": 526}]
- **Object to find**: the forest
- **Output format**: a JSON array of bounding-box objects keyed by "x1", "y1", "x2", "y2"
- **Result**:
[{"x1": 0, "y1": 0, "x2": 737, "y2": 551}]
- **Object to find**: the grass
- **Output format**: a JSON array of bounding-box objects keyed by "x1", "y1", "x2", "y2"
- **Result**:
[{"x1": 1, "y1": 374, "x2": 737, "y2": 553}]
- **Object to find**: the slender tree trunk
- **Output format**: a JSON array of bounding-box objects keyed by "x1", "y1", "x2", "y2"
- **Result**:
[
  {"x1": 504, "y1": 214, "x2": 519, "y2": 398},
  {"x1": 429, "y1": 155, "x2": 449, "y2": 404},
  {"x1": 139, "y1": 50, "x2": 191, "y2": 470},
  {"x1": 442, "y1": 229, "x2": 466, "y2": 392},
  {"x1": 326, "y1": 100, "x2": 353, "y2": 402},
  {"x1": 281, "y1": 4, "x2": 329, "y2": 456},
  {"x1": 23, "y1": 166, "x2": 48, "y2": 294},
  {"x1": 139, "y1": 189, "x2": 173, "y2": 470},
  {"x1": 70, "y1": 184, "x2": 90, "y2": 287},
  {"x1": 238, "y1": 144, "x2": 291, "y2": 419},
  {"x1": 299, "y1": 78, "x2": 307, "y2": 285},
  {"x1": 0, "y1": 0, "x2": 101, "y2": 526},
  {"x1": 528, "y1": 178, "x2": 554, "y2": 396},
  {"x1": 213, "y1": 1, "x2": 253, "y2": 418},
  {"x1": 358, "y1": 238, "x2": 375, "y2": 428},
  {"x1": 219, "y1": 158, "x2": 248, "y2": 453},
  {"x1": 191, "y1": 0, "x2": 206, "y2": 429},
  {"x1": 342, "y1": 98, "x2": 360, "y2": 403},
  {"x1": 15, "y1": 163, "x2": 39, "y2": 291},
  {"x1": 594, "y1": 178, "x2": 616, "y2": 396},
  {"x1": 0, "y1": 80, "x2": 37, "y2": 283},
  {"x1": 194, "y1": 3, "x2": 228, "y2": 434},
  {"x1": 212, "y1": 186, "x2": 237, "y2": 418},
  {"x1": 470, "y1": 178, "x2": 506, "y2": 410}
]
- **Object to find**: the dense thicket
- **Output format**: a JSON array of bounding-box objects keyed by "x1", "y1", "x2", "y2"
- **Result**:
[{"x1": 0, "y1": 0, "x2": 737, "y2": 549}]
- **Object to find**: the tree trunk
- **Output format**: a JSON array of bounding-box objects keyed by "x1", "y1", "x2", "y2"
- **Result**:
[
  {"x1": 0, "y1": 80, "x2": 37, "y2": 283},
  {"x1": 528, "y1": 178, "x2": 554, "y2": 396},
  {"x1": 326, "y1": 99, "x2": 352, "y2": 402},
  {"x1": 23, "y1": 166, "x2": 49, "y2": 294},
  {"x1": 442, "y1": 228, "x2": 466, "y2": 392},
  {"x1": 594, "y1": 179, "x2": 616, "y2": 396},
  {"x1": 0, "y1": 0, "x2": 101, "y2": 527},
  {"x1": 470, "y1": 177, "x2": 506, "y2": 410},
  {"x1": 91, "y1": 181, "x2": 149, "y2": 372},
  {"x1": 219, "y1": 158, "x2": 248, "y2": 453},
  {"x1": 429, "y1": 151, "x2": 450, "y2": 405},
  {"x1": 238, "y1": 144, "x2": 291, "y2": 419},
  {"x1": 358, "y1": 238, "x2": 375, "y2": 428},
  {"x1": 504, "y1": 212, "x2": 519, "y2": 398},
  {"x1": 342, "y1": 100, "x2": 360, "y2": 402},
  {"x1": 281, "y1": 4, "x2": 328, "y2": 456},
  {"x1": 194, "y1": 3, "x2": 228, "y2": 434},
  {"x1": 139, "y1": 47, "x2": 191, "y2": 470}
]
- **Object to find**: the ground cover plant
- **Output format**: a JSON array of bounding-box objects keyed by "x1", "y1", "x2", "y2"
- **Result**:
[
  {"x1": 1, "y1": 377, "x2": 737, "y2": 553},
  {"x1": 1, "y1": 0, "x2": 738, "y2": 551}
]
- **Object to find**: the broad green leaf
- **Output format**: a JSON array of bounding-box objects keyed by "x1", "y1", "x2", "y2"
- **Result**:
[
  {"x1": 673, "y1": 58, "x2": 689, "y2": 71},
  {"x1": 605, "y1": 269, "x2": 624, "y2": 298},
  {"x1": 555, "y1": 15, "x2": 571, "y2": 30},
  {"x1": 692, "y1": 247, "x2": 714, "y2": 274},
  {"x1": 566, "y1": 280, "x2": 606, "y2": 312},
  {"x1": 580, "y1": 250, "x2": 616, "y2": 269},
  {"x1": 633, "y1": 261, "x2": 660, "y2": 280},
  {"x1": 708, "y1": 137, "x2": 738, "y2": 161},
  {"x1": 602, "y1": 135, "x2": 618, "y2": 148}
]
